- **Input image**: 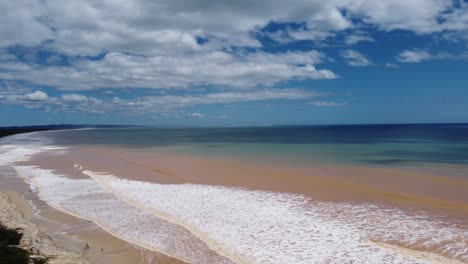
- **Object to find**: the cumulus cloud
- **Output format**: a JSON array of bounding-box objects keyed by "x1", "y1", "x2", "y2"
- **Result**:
[
  {"x1": 340, "y1": 50, "x2": 372, "y2": 67},
  {"x1": 344, "y1": 0, "x2": 456, "y2": 33},
  {"x1": 345, "y1": 34, "x2": 375, "y2": 45},
  {"x1": 396, "y1": 49, "x2": 468, "y2": 64},
  {"x1": 0, "y1": 0, "x2": 353, "y2": 56},
  {"x1": 309, "y1": 101, "x2": 345, "y2": 106},
  {"x1": 0, "y1": 90, "x2": 103, "y2": 113},
  {"x1": 61, "y1": 93, "x2": 89, "y2": 102},
  {"x1": 109, "y1": 88, "x2": 320, "y2": 112},
  {"x1": 385, "y1": 63, "x2": 400, "y2": 68},
  {"x1": 23, "y1": 91, "x2": 49, "y2": 101},
  {"x1": 2, "y1": 0, "x2": 466, "y2": 53},
  {"x1": 397, "y1": 50, "x2": 433, "y2": 63},
  {"x1": 0, "y1": 1, "x2": 53, "y2": 48},
  {"x1": 188, "y1": 112, "x2": 205, "y2": 118},
  {"x1": 0, "y1": 50, "x2": 336, "y2": 91},
  {"x1": 0, "y1": 88, "x2": 320, "y2": 114}
]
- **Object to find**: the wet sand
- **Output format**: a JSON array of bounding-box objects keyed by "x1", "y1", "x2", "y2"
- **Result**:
[{"x1": 0, "y1": 164, "x2": 184, "y2": 264}]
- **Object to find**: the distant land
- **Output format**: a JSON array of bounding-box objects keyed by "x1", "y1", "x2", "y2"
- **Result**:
[
  {"x1": 0, "y1": 125, "x2": 134, "y2": 138},
  {"x1": 2, "y1": 123, "x2": 468, "y2": 139}
]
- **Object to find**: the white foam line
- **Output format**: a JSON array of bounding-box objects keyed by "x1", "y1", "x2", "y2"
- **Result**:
[
  {"x1": 84, "y1": 171, "x2": 468, "y2": 264},
  {"x1": 84, "y1": 170, "x2": 249, "y2": 264},
  {"x1": 0, "y1": 132, "x2": 67, "y2": 167},
  {"x1": 13, "y1": 166, "x2": 233, "y2": 264}
]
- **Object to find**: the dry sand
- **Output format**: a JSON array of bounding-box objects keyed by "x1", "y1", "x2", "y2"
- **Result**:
[{"x1": 0, "y1": 190, "x2": 86, "y2": 264}]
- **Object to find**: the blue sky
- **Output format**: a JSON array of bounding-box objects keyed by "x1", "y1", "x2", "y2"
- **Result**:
[{"x1": 1, "y1": 0, "x2": 468, "y2": 126}]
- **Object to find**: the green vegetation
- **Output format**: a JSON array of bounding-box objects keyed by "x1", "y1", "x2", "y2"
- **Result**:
[
  {"x1": 0, "y1": 223, "x2": 48, "y2": 264},
  {"x1": 0, "y1": 224, "x2": 23, "y2": 245},
  {"x1": 0, "y1": 224, "x2": 28, "y2": 264},
  {"x1": 0, "y1": 244, "x2": 30, "y2": 264},
  {"x1": 32, "y1": 256, "x2": 50, "y2": 264}
]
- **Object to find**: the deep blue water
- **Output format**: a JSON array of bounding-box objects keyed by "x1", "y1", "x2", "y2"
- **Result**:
[{"x1": 48, "y1": 124, "x2": 468, "y2": 166}]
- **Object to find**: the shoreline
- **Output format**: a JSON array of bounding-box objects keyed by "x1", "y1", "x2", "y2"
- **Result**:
[
  {"x1": 0, "y1": 189, "x2": 86, "y2": 264},
  {"x1": 2, "y1": 129, "x2": 468, "y2": 263},
  {"x1": 0, "y1": 169, "x2": 184, "y2": 264}
]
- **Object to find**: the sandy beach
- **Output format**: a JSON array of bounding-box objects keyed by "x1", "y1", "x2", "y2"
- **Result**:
[
  {"x1": 0, "y1": 162, "x2": 184, "y2": 264},
  {"x1": 0, "y1": 189, "x2": 86, "y2": 264}
]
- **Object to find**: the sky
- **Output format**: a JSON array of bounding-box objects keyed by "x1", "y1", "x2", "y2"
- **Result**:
[{"x1": 0, "y1": 0, "x2": 468, "y2": 126}]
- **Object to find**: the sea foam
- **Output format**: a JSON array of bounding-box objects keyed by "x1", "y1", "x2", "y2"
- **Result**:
[
  {"x1": 14, "y1": 166, "x2": 233, "y2": 264},
  {"x1": 85, "y1": 171, "x2": 468, "y2": 264},
  {"x1": 0, "y1": 132, "x2": 65, "y2": 167}
]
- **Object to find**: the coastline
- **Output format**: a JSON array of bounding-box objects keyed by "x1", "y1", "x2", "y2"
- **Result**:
[
  {"x1": 0, "y1": 167, "x2": 184, "y2": 264},
  {"x1": 0, "y1": 189, "x2": 86, "y2": 264},
  {"x1": 2, "y1": 129, "x2": 467, "y2": 263}
]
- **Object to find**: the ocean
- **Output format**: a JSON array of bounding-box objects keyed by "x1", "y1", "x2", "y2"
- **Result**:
[
  {"x1": 1, "y1": 124, "x2": 467, "y2": 263},
  {"x1": 50, "y1": 124, "x2": 468, "y2": 166}
]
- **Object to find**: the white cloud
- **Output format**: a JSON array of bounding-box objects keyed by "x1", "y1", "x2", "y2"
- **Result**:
[
  {"x1": 0, "y1": 1, "x2": 53, "y2": 48},
  {"x1": 309, "y1": 101, "x2": 345, "y2": 106},
  {"x1": 0, "y1": 0, "x2": 355, "y2": 55},
  {"x1": 264, "y1": 26, "x2": 337, "y2": 43},
  {"x1": 61, "y1": 93, "x2": 89, "y2": 102},
  {"x1": 385, "y1": 63, "x2": 400, "y2": 68},
  {"x1": 23, "y1": 91, "x2": 49, "y2": 101},
  {"x1": 396, "y1": 49, "x2": 468, "y2": 64},
  {"x1": 0, "y1": 51, "x2": 336, "y2": 91},
  {"x1": 340, "y1": 50, "x2": 372, "y2": 67},
  {"x1": 0, "y1": 88, "x2": 321, "y2": 114},
  {"x1": 439, "y1": 1, "x2": 468, "y2": 32},
  {"x1": 2, "y1": 0, "x2": 467, "y2": 55},
  {"x1": 396, "y1": 50, "x2": 433, "y2": 63},
  {"x1": 0, "y1": 81, "x2": 31, "y2": 96},
  {"x1": 113, "y1": 88, "x2": 320, "y2": 112},
  {"x1": 344, "y1": 0, "x2": 455, "y2": 33},
  {"x1": 188, "y1": 112, "x2": 205, "y2": 118},
  {"x1": 345, "y1": 34, "x2": 375, "y2": 45}
]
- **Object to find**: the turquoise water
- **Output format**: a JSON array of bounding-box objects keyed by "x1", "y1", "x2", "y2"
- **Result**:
[{"x1": 49, "y1": 124, "x2": 468, "y2": 168}]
